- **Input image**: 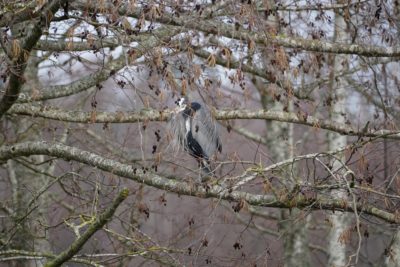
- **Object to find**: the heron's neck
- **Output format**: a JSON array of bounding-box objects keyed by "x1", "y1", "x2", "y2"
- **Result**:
[{"x1": 185, "y1": 119, "x2": 191, "y2": 134}]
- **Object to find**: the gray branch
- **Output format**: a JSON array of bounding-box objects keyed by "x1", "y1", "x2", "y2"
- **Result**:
[
  {"x1": 8, "y1": 104, "x2": 400, "y2": 140},
  {"x1": 35, "y1": 39, "x2": 118, "y2": 52},
  {"x1": 71, "y1": 1, "x2": 400, "y2": 57},
  {"x1": 0, "y1": 141, "x2": 398, "y2": 224},
  {"x1": 0, "y1": 0, "x2": 69, "y2": 118},
  {"x1": 44, "y1": 188, "x2": 129, "y2": 267},
  {"x1": 17, "y1": 26, "x2": 181, "y2": 103}
]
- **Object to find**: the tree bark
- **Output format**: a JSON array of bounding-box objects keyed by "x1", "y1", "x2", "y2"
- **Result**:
[
  {"x1": 327, "y1": 5, "x2": 350, "y2": 266},
  {"x1": 385, "y1": 227, "x2": 400, "y2": 267}
]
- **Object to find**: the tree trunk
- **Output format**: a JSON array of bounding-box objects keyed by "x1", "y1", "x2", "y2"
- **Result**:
[
  {"x1": 384, "y1": 3, "x2": 400, "y2": 266},
  {"x1": 385, "y1": 227, "x2": 400, "y2": 267},
  {"x1": 327, "y1": 5, "x2": 350, "y2": 267},
  {"x1": 254, "y1": 76, "x2": 311, "y2": 267},
  {"x1": 5, "y1": 50, "x2": 53, "y2": 267}
]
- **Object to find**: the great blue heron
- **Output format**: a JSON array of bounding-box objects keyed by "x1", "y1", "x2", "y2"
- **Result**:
[{"x1": 169, "y1": 97, "x2": 222, "y2": 180}]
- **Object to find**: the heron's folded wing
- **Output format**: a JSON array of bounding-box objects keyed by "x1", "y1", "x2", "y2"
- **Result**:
[
  {"x1": 186, "y1": 131, "x2": 206, "y2": 159},
  {"x1": 191, "y1": 107, "x2": 221, "y2": 158},
  {"x1": 168, "y1": 113, "x2": 187, "y2": 149}
]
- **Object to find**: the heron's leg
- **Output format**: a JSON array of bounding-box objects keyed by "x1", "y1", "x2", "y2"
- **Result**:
[
  {"x1": 200, "y1": 159, "x2": 214, "y2": 182},
  {"x1": 193, "y1": 158, "x2": 211, "y2": 183}
]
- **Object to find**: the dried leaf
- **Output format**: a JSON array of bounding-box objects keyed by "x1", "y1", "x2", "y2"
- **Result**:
[
  {"x1": 207, "y1": 53, "x2": 216, "y2": 67},
  {"x1": 193, "y1": 64, "x2": 202, "y2": 80},
  {"x1": 181, "y1": 78, "x2": 187, "y2": 96},
  {"x1": 121, "y1": 17, "x2": 133, "y2": 31},
  {"x1": 11, "y1": 40, "x2": 21, "y2": 58},
  {"x1": 338, "y1": 228, "x2": 352, "y2": 245},
  {"x1": 187, "y1": 47, "x2": 194, "y2": 61},
  {"x1": 275, "y1": 47, "x2": 289, "y2": 71},
  {"x1": 90, "y1": 110, "x2": 97, "y2": 123}
]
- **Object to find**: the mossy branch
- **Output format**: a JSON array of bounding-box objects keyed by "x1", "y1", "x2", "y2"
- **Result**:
[
  {"x1": 44, "y1": 188, "x2": 129, "y2": 267},
  {"x1": 0, "y1": 141, "x2": 398, "y2": 224}
]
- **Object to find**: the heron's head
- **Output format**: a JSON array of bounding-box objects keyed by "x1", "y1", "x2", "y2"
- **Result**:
[{"x1": 175, "y1": 97, "x2": 189, "y2": 112}]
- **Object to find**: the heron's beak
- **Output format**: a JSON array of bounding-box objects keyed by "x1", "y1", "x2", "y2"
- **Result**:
[{"x1": 173, "y1": 104, "x2": 186, "y2": 113}]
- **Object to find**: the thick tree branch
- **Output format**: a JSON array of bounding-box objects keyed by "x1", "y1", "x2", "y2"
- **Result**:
[
  {"x1": 0, "y1": 2, "x2": 38, "y2": 27},
  {"x1": 44, "y1": 188, "x2": 128, "y2": 267},
  {"x1": 190, "y1": 21, "x2": 400, "y2": 57},
  {"x1": 0, "y1": 141, "x2": 398, "y2": 224},
  {"x1": 261, "y1": 1, "x2": 365, "y2": 11},
  {"x1": 0, "y1": 250, "x2": 101, "y2": 267},
  {"x1": 34, "y1": 30, "x2": 155, "y2": 52},
  {"x1": 8, "y1": 104, "x2": 400, "y2": 140},
  {"x1": 71, "y1": 2, "x2": 400, "y2": 58},
  {"x1": 0, "y1": 0, "x2": 69, "y2": 118},
  {"x1": 18, "y1": 67, "x2": 116, "y2": 103},
  {"x1": 192, "y1": 48, "x2": 306, "y2": 99},
  {"x1": 17, "y1": 26, "x2": 181, "y2": 103},
  {"x1": 35, "y1": 39, "x2": 119, "y2": 52}
]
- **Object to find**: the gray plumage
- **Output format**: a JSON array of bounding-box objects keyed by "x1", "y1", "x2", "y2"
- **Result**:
[{"x1": 169, "y1": 97, "x2": 221, "y2": 177}]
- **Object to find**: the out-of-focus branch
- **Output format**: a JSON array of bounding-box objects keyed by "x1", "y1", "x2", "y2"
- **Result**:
[
  {"x1": 17, "y1": 26, "x2": 181, "y2": 103},
  {"x1": 260, "y1": 1, "x2": 367, "y2": 11},
  {"x1": 35, "y1": 39, "x2": 119, "y2": 52},
  {"x1": 346, "y1": 77, "x2": 400, "y2": 119},
  {"x1": 0, "y1": 249, "x2": 102, "y2": 267},
  {"x1": 0, "y1": 2, "x2": 39, "y2": 27},
  {"x1": 34, "y1": 30, "x2": 155, "y2": 52},
  {"x1": 193, "y1": 48, "x2": 305, "y2": 99},
  {"x1": 18, "y1": 69, "x2": 113, "y2": 103},
  {"x1": 191, "y1": 21, "x2": 400, "y2": 57},
  {"x1": 44, "y1": 188, "x2": 129, "y2": 267},
  {"x1": 229, "y1": 125, "x2": 267, "y2": 145},
  {"x1": 71, "y1": 1, "x2": 400, "y2": 57},
  {"x1": 0, "y1": 141, "x2": 398, "y2": 224}
]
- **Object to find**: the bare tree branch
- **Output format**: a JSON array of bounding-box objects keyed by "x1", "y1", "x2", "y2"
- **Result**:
[
  {"x1": 44, "y1": 188, "x2": 129, "y2": 267},
  {"x1": 8, "y1": 104, "x2": 400, "y2": 140},
  {"x1": 195, "y1": 21, "x2": 400, "y2": 57},
  {"x1": 35, "y1": 39, "x2": 119, "y2": 52},
  {"x1": 259, "y1": 1, "x2": 366, "y2": 11},
  {"x1": 0, "y1": 141, "x2": 398, "y2": 224},
  {"x1": 0, "y1": 2, "x2": 39, "y2": 27},
  {"x1": 0, "y1": 0, "x2": 69, "y2": 118},
  {"x1": 71, "y1": 1, "x2": 400, "y2": 57},
  {"x1": 0, "y1": 249, "x2": 102, "y2": 267},
  {"x1": 17, "y1": 26, "x2": 181, "y2": 103}
]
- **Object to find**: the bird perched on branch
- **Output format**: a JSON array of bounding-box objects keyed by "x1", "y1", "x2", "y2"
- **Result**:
[{"x1": 169, "y1": 97, "x2": 222, "y2": 181}]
